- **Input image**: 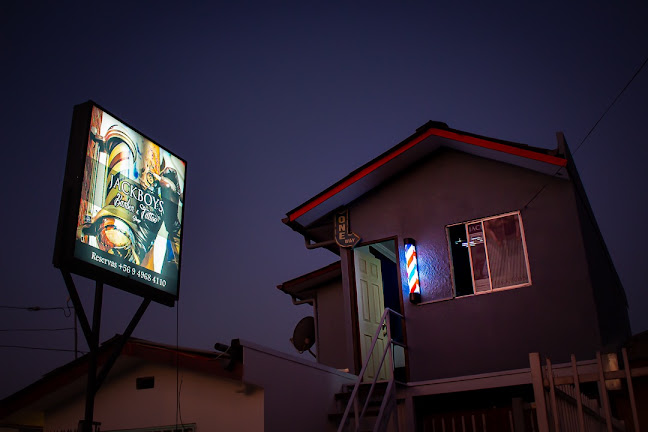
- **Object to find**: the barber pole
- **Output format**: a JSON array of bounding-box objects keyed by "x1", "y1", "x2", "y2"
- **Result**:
[{"x1": 404, "y1": 238, "x2": 421, "y2": 303}]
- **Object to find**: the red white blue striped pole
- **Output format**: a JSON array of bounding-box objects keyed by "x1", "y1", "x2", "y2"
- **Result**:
[{"x1": 404, "y1": 238, "x2": 421, "y2": 303}]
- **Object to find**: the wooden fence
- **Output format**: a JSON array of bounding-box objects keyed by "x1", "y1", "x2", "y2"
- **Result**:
[{"x1": 530, "y1": 349, "x2": 645, "y2": 432}]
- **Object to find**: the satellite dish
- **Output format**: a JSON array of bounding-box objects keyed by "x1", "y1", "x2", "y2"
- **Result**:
[{"x1": 291, "y1": 316, "x2": 316, "y2": 357}]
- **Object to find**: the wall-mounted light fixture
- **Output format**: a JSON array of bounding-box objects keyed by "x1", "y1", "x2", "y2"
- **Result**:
[{"x1": 404, "y1": 238, "x2": 421, "y2": 304}]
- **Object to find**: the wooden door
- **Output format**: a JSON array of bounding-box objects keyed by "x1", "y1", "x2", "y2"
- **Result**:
[{"x1": 354, "y1": 248, "x2": 390, "y2": 381}]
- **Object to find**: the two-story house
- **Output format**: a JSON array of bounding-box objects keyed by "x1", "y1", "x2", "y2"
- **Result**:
[{"x1": 278, "y1": 121, "x2": 633, "y2": 431}]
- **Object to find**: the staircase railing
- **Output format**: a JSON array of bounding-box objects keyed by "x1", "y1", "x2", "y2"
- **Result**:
[{"x1": 337, "y1": 307, "x2": 405, "y2": 432}]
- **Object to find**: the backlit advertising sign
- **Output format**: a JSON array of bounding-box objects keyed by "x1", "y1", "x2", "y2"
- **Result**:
[{"x1": 54, "y1": 101, "x2": 186, "y2": 306}]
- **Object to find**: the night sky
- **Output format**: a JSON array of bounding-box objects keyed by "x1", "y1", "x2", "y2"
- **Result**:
[{"x1": 2, "y1": 2, "x2": 647, "y2": 399}]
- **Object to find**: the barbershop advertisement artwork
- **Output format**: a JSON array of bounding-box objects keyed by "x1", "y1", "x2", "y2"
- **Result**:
[{"x1": 73, "y1": 106, "x2": 186, "y2": 299}]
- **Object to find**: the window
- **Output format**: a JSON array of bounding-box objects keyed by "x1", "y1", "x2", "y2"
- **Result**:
[
  {"x1": 136, "y1": 376, "x2": 155, "y2": 389},
  {"x1": 447, "y1": 211, "x2": 530, "y2": 297}
]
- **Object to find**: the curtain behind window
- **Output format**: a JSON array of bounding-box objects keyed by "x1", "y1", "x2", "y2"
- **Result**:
[{"x1": 483, "y1": 214, "x2": 529, "y2": 289}]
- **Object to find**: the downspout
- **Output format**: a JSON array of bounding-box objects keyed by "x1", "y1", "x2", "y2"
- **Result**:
[
  {"x1": 304, "y1": 236, "x2": 336, "y2": 250},
  {"x1": 291, "y1": 295, "x2": 314, "y2": 307}
]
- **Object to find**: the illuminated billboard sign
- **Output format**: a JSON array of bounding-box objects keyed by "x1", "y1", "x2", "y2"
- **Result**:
[{"x1": 54, "y1": 101, "x2": 186, "y2": 306}]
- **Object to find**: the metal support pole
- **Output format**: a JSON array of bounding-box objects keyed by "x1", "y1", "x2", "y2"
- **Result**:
[
  {"x1": 81, "y1": 281, "x2": 103, "y2": 432},
  {"x1": 60, "y1": 270, "x2": 155, "y2": 432},
  {"x1": 95, "y1": 298, "x2": 151, "y2": 390},
  {"x1": 74, "y1": 309, "x2": 78, "y2": 360},
  {"x1": 61, "y1": 270, "x2": 92, "y2": 344}
]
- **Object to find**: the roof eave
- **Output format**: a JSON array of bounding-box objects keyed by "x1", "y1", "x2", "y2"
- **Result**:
[
  {"x1": 284, "y1": 121, "x2": 567, "y2": 230},
  {"x1": 277, "y1": 261, "x2": 342, "y2": 300}
]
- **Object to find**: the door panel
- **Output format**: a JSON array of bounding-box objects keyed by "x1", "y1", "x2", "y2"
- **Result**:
[{"x1": 355, "y1": 248, "x2": 390, "y2": 381}]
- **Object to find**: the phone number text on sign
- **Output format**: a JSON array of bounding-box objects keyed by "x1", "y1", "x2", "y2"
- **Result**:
[{"x1": 118, "y1": 263, "x2": 167, "y2": 287}]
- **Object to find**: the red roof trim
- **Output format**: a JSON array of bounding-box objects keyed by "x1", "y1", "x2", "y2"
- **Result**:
[
  {"x1": 433, "y1": 129, "x2": 567, "y2": 167},
  {"x1": 287, "y1": 128, "x2": 567, "y2": 222},
  {"x1": 288, "y1": 128, "x2": 436, "y2": 222}
]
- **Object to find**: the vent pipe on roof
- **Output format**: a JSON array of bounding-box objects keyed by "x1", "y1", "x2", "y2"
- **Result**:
[{"x1": 212, "y1": 339, "x2": 242, "y2": 371}]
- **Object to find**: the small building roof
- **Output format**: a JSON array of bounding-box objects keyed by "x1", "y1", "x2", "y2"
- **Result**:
[
  {"x1": 277, "y1": 261, "x2": 341, "y2": 301},
  {"x1": 283, "y1": 121, "x2": 568, "y2": 233},
  {"x1": 0, "y1": 336, "x2": 241, "y2": 421}
]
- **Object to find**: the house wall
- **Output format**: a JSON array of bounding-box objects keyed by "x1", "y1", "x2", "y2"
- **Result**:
[
  {"x1": 339, "y1": 148, "x2": 619, "y2": 381},
  {"x1": 315, "y1": 279, "x2": 351, "y2": 370},
  {"x1": 574, "y1": 188, "x2": 632, "y2": 348},
  {"x1": 567, "y1": 158, "x2": 632, "y2": 348},
  {"x1": 241, "y1": 341, "x2": 356, "y2": 432},
  {"x1": 44, "y1": 361, "x2": 263, "y2": 432}
]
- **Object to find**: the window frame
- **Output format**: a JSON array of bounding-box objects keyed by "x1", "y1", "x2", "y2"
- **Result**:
[{"x1": 446, "y1": 210, "x2": 532, "y2": 298}]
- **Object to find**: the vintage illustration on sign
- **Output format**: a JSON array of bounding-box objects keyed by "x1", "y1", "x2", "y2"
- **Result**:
[{"x1": 74, "y1": 106, "x2": 186, "y2": 295}]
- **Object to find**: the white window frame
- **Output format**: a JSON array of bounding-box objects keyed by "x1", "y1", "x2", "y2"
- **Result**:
[{"x1": 447, "y1": 210, "x2": 532, "y2": 297}]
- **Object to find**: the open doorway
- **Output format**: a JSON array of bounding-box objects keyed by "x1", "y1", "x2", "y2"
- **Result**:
[{"x1": 353, "y1": 239, "x2": 405, "y2": 382}]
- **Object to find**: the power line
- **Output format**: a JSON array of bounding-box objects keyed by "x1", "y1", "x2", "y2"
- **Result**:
[
  {"x1": 573, "y1": 54, "x2": 648, "y2": 155},
  {"x1": 524, "y1": 53, "x2": 648, "y2": 210},
  {"x1": 0, "y1": 304, "x2": 73, "y2": 317},
  {"x1": 0, "y1": 327, "x2": 74, "y2": 332},
  {"x1": 0, "y1": 345, "x2": 85, "y2": 354}
]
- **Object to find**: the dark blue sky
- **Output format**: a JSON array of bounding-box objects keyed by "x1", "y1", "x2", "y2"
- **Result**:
[{"x1": 1, "y1": 1, "x2": 647, "y2": 399}]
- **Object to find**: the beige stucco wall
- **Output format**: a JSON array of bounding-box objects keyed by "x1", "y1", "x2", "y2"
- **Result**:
[
  {"x1": 0, "y1": 410, "x2": 44, "y2": 430},
  {"x1": 44, "y1": 361, "x2": 263, "y2": 432}
]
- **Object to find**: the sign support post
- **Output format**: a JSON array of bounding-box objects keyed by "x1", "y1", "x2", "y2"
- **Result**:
[{"x1": 61, "y1": 270, "x2": 151, "y2": 432}]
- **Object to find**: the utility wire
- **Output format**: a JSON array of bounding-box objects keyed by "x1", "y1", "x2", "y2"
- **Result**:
[
  {"x1": 523, "y1": 166, "x2": 564, "y2": 209},
  {"x1": 0, "y1": 345, "x2": 86, "y2": 354},
  {"x1": 523, "y1": 53, "x2": 648, "y2": 210},
  {"x1": 0, "y1": 305, "x2": 73, "y2": 318},
  {"x1": 0, "y1": 327, "x2": 74, "y2": 332},
  {"x1": 573, "y1": 54, "x2": 648, "y2": 156}
]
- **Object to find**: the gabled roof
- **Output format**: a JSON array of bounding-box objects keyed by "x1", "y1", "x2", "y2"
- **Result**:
[
  {"x1": 283, "y1": 121, "x2": 568, "y2": 231},
  {"x1": 0, "y1": 336, "x2": 241, "y2": 420}
]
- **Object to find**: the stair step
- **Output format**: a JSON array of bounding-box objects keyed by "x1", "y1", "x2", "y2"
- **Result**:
[
  {"x1": 341, "y1": 381, "x2": 389, "y2": 393},
  {"x1": 328, "y1": 406, "x2": 381, "y2": 423},
  {"x1": 332, "y1": 380, "x2": 396, "y2": 427},
  {"x1": 334, "y1": 391, "x2": 385, "y2": 406}
]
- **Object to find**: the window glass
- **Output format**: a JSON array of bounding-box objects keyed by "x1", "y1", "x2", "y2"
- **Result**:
[
  {"x1": 447, "y1": 224, "x2": 474, "y2": 297},
  {"x1": 448, "y1": 212, "x2": 530, "y2": 297},
  {"x1": 483, "y1": 214, "x2": 529, "y2": 289},
  {"x1": 467, "y1": 222, "x2": 491, "y2": 293}
]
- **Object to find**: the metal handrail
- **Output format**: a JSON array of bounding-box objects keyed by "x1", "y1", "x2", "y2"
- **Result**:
[
  {"x1": 337, "y1": 307, "x2": 404, "y2": 432},
  {"x1": 374, "y1": 378, "x2": 396, "y2": 432},
  {"x1": 359, "y1": 332, "x2": 392, "y2": 419}
]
